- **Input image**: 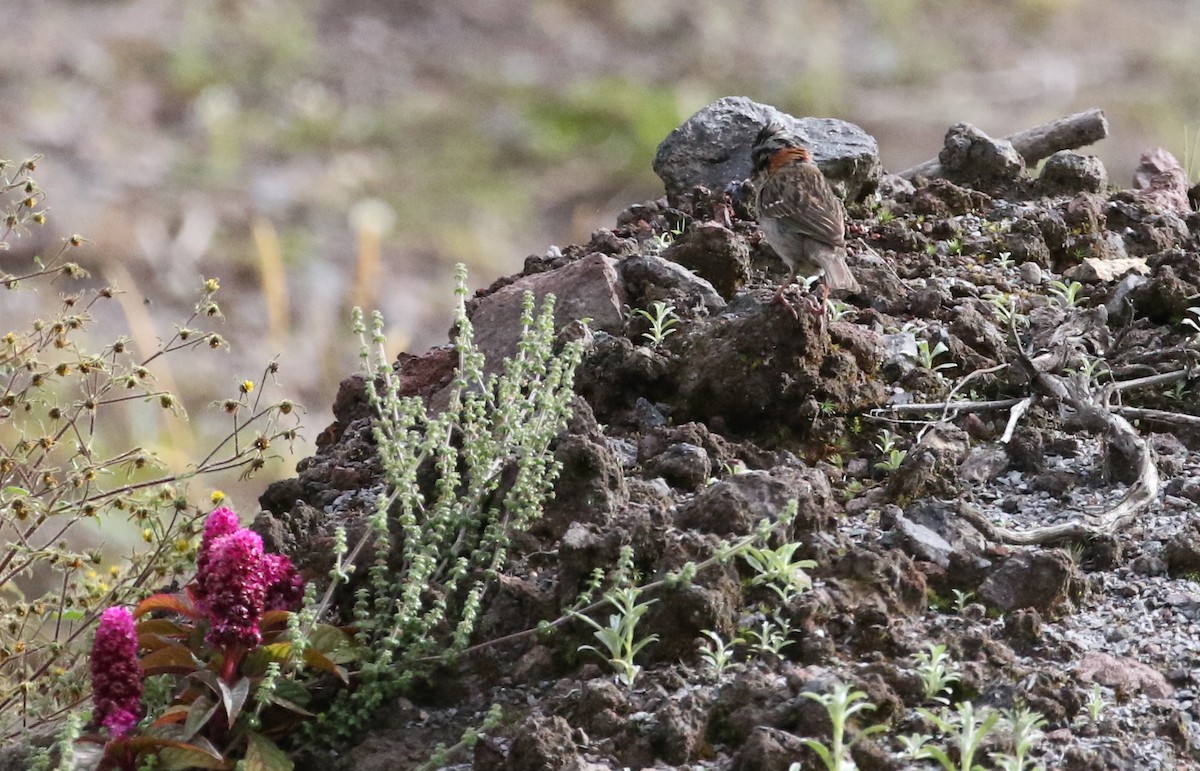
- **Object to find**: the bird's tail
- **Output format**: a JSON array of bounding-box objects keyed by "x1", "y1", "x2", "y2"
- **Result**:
[{"x1": 824, "y1": 251, "x2": 861, "y2": 294}]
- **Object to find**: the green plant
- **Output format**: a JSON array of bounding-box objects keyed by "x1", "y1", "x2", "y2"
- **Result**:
[
  {"x1": 873, "y1": 430, "x2": 908, "y2": 472},
  {"x1": 0, "y1": 157, "x2": 299, "y2": 739},
  {"x1": 741, "y1": 542, "x2": 816, "y2": 604},
  {"x1": 1048, "y1": 279, "x2": 1086, "y2": 308},
  {"x1": 951, "y1": 589, "x2": 974, "y2": 613},
  {"x1": 1078, "y1": 355, "x2": 1110, "y2": 382},
  {"x1": 983, "y1": 292, "x2": 1028, "y2": 328},
  {"x1": 308, "y1": 265, "x2": 585, "y2": 746},
  {"x1": 903, "y1": 701, "x2": 1002, "y2": 771},
  {"x1": 825, "y1": 299, "x2": 855, "y2": 322},
  {"x1": 743, "y1": 615, "x2": 794, "y2": 658},
  {"x1": 1084, "y1": 683, "x2": 1110, "y2": 723},
  {"x1": 876, "y1": 208, "x2": 895, "y2": 224},
  {"x1": 914, "y1": 643, "x2": 961, "y2": 705},
  {"x1": 1164, "y1": 380, "x2": 1191, "y2": 401},
  {"x1": 574, "y1": 584, "x2": 659, "y2": 688},
  {"x1": 990, "y1": 705, "x2": 1047, "y2": 771},
  {"x1": 994, "y1": 250, "x2": 1014, "y2": 269},
  {"x1": 697, "y1": 630, "x2": 743, "y2": 678},
  {"x1": 416, "y1": 704, "x2": 504, "y2": 771},
  {"x1": 1185, "y1": 124, "x2": 1200, "y2": 184},
  {"x1": 1182, "y1": 306, "x2": 1200, "y2": 340},
  {"x1": 630, "y1": 301, "x2": 680, "y2": 346},
  {"x1": 644, "y1": 232, "x2": 674, "y2": 255},
  {"x1": 795, "y1": 682, "x2": 886, "y2": 771},
  {"x1": 947, "y1": 237, "x2": 963, "y2": 255},
  {"x1": 916, "y1": 338, "x2": 955, "y2": 372}
]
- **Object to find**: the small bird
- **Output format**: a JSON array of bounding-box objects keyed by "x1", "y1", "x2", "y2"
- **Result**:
[{"x1": 750, "y1": 121, "x2": 860, "y2": 310}]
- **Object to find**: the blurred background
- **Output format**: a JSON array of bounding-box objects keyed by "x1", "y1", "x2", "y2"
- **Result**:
[{"x1": 3, "y1": 0, "x2": 1199, "y2": 507}]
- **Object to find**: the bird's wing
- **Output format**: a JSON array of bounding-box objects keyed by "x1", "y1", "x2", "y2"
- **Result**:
[{"x1": 756, "y1": 165, "x2": 845, "y2": 248}]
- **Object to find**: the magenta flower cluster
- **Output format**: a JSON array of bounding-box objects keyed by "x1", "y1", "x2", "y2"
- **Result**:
[
  {"x1": 90, "y1": 607, "x2": 143, "y2": 738},
  {"x1": 89, "y1": 506, "x2": 305, "y2": 739},
  {"x1": 193, "y1": 507, "x2": 305, "y2": 648}
]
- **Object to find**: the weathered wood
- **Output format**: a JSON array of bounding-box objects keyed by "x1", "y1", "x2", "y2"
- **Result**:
[{"x1": 900, "y1": 108, "x2": 1109, "y2": 180}]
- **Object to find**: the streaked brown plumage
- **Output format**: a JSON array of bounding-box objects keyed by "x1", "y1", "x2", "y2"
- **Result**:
[{"x1": 750, "y1": 121, "x2": 860, "y2": 305}]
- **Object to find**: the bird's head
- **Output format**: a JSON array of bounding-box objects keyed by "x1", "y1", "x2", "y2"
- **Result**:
[{"x1": 751, "y1": 121, "x2": 812, "y2": 174}]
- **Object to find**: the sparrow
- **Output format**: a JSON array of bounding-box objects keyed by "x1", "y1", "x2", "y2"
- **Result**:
[{"x1": 750, "y1": 121, "x2": 861, "y2": 309}]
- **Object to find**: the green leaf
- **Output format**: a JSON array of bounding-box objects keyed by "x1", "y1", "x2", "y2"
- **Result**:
[
  {"x1": 124, "y1": 736, "x2": 228, "y2": 770},
  {"x1": 243, "y1": 730, "x2": 294, "y2": 771},
  {"x1": 302, "y1": 647, "x2": 350, "y2": 684},
  {"x1": 141, "y1": 644, "x2": 202, "y2": 676}
]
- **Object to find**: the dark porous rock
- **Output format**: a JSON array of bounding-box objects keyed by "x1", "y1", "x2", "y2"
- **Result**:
[
  {"x1": 643, "y1": 442, "x2": 711, "y2": 491},
  {"x1": 1003, "y1": 608, "x2": 1043, "y2": 653},
  {"x1": 950, "y1": 302, "x2": 1008, "y2": 360},
  {"x1": 619, "y1": 253, "x2": 726, "y2": 314},
  {"x1": 978, "y1": 549, "x2": 1084, "y2": 617},
  {"x1": 1131, "y1": 255, "x2": 1200, "y2": 323},
  {"x1": 1039, "y1": 151, "x2": 1109, "y2": 195},
  {"x1": 1001, "y1": 217, "x2": 1052, "y2": 268},
  {"x1": 673, "y1": 296, "x2": 886, "y2": 439},
  {"x1": 937, "y1": 123, "x2": 1025, "y2": 189},
  {"x1": 731, "y1": 726, "x2": 813, "y2": 771},
  {"x1": 832, "y1": 545, "x2": 928, "y2": 616},
  {"x1": 537, "y1": 397, "x2": 628, "y2": 537},
  {"x1": 1007, "y1": 425, "x2": 1045, "y2": 472},
  {"x1": 652, "y1": 698, "x2": 710, "y2": 766},
  {"x1": 653, "y1": 96, "x2": 881, "y2": 204},
  {"x1": 643, "y1": 568, "x2": 741, "y2": 662},
  {"x1": 1105, "y1": 191, "x2": 1190, "y2": 256},
  {"x1": 911, "y1": 178, "x2": 991, "y2": 217},
  {"x1": 677, "y1": 466, "x2": 835, "y2": 538},
  {"x1": 708, "y1": 666, "x2": 800, "y2": 746},
  {"x1": 575, "y1": 335, "x2": 673, "y2": 428},
  {"x1": 503, "y1": 713, "x2": 580, "y2": 771},
  {"x1": 660, "y1": 222, "x2": 750, "y2": 299},
  {"x1": 1164, "y1": 521, "x2": 1200, "y2": 575},
  {"x1": 884, "y1": 425, "x2": 971, "y2": 503}
]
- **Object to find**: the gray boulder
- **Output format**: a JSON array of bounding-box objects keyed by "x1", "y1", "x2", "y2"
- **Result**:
[{"x1": 653, "y1": 96, "x2": 881, "y2": 203}]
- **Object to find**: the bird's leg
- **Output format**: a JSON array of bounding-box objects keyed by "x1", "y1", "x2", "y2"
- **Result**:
[
  {"x1": 804, "y1": 282, "x2": 829, "y2": 315},
  {"x1": 772, "y1": 271, "x2": 799, "y2": 319}
]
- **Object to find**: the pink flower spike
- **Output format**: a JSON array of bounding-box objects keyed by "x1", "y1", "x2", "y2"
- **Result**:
[
  {"x1": 193, "y1": 506, "x2": 242, "y2": 610},
  {"x1": 202, "y1": 529, "x2": 270, "y2": 648},
  {"x1": 90, "y1": 607, "x2": 143, "y2": 738},
  {"x1": 263, "y1": 553, "x2": 306, "y2": 612},
  {"x1": 199, "y1": 506, "x2": 241, "y2": 562}
]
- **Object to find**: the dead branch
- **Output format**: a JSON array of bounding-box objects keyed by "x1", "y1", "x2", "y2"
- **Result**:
[
  {"x1": 1115, "y1": 406, "x2": 1200, "y2": 428},
  {"x1": 999, "y1": 396, "x2": 1034, "y2": 444},
  {"x1": 880, "y1": 397, "x2": 1024, "y2": 415},
  {"x1": 900, "y1": 108, "x2": 1109, "y2": 181},
  {"x1": 1103, "y1": 368, "x2": 1190, "y2": 397}
]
